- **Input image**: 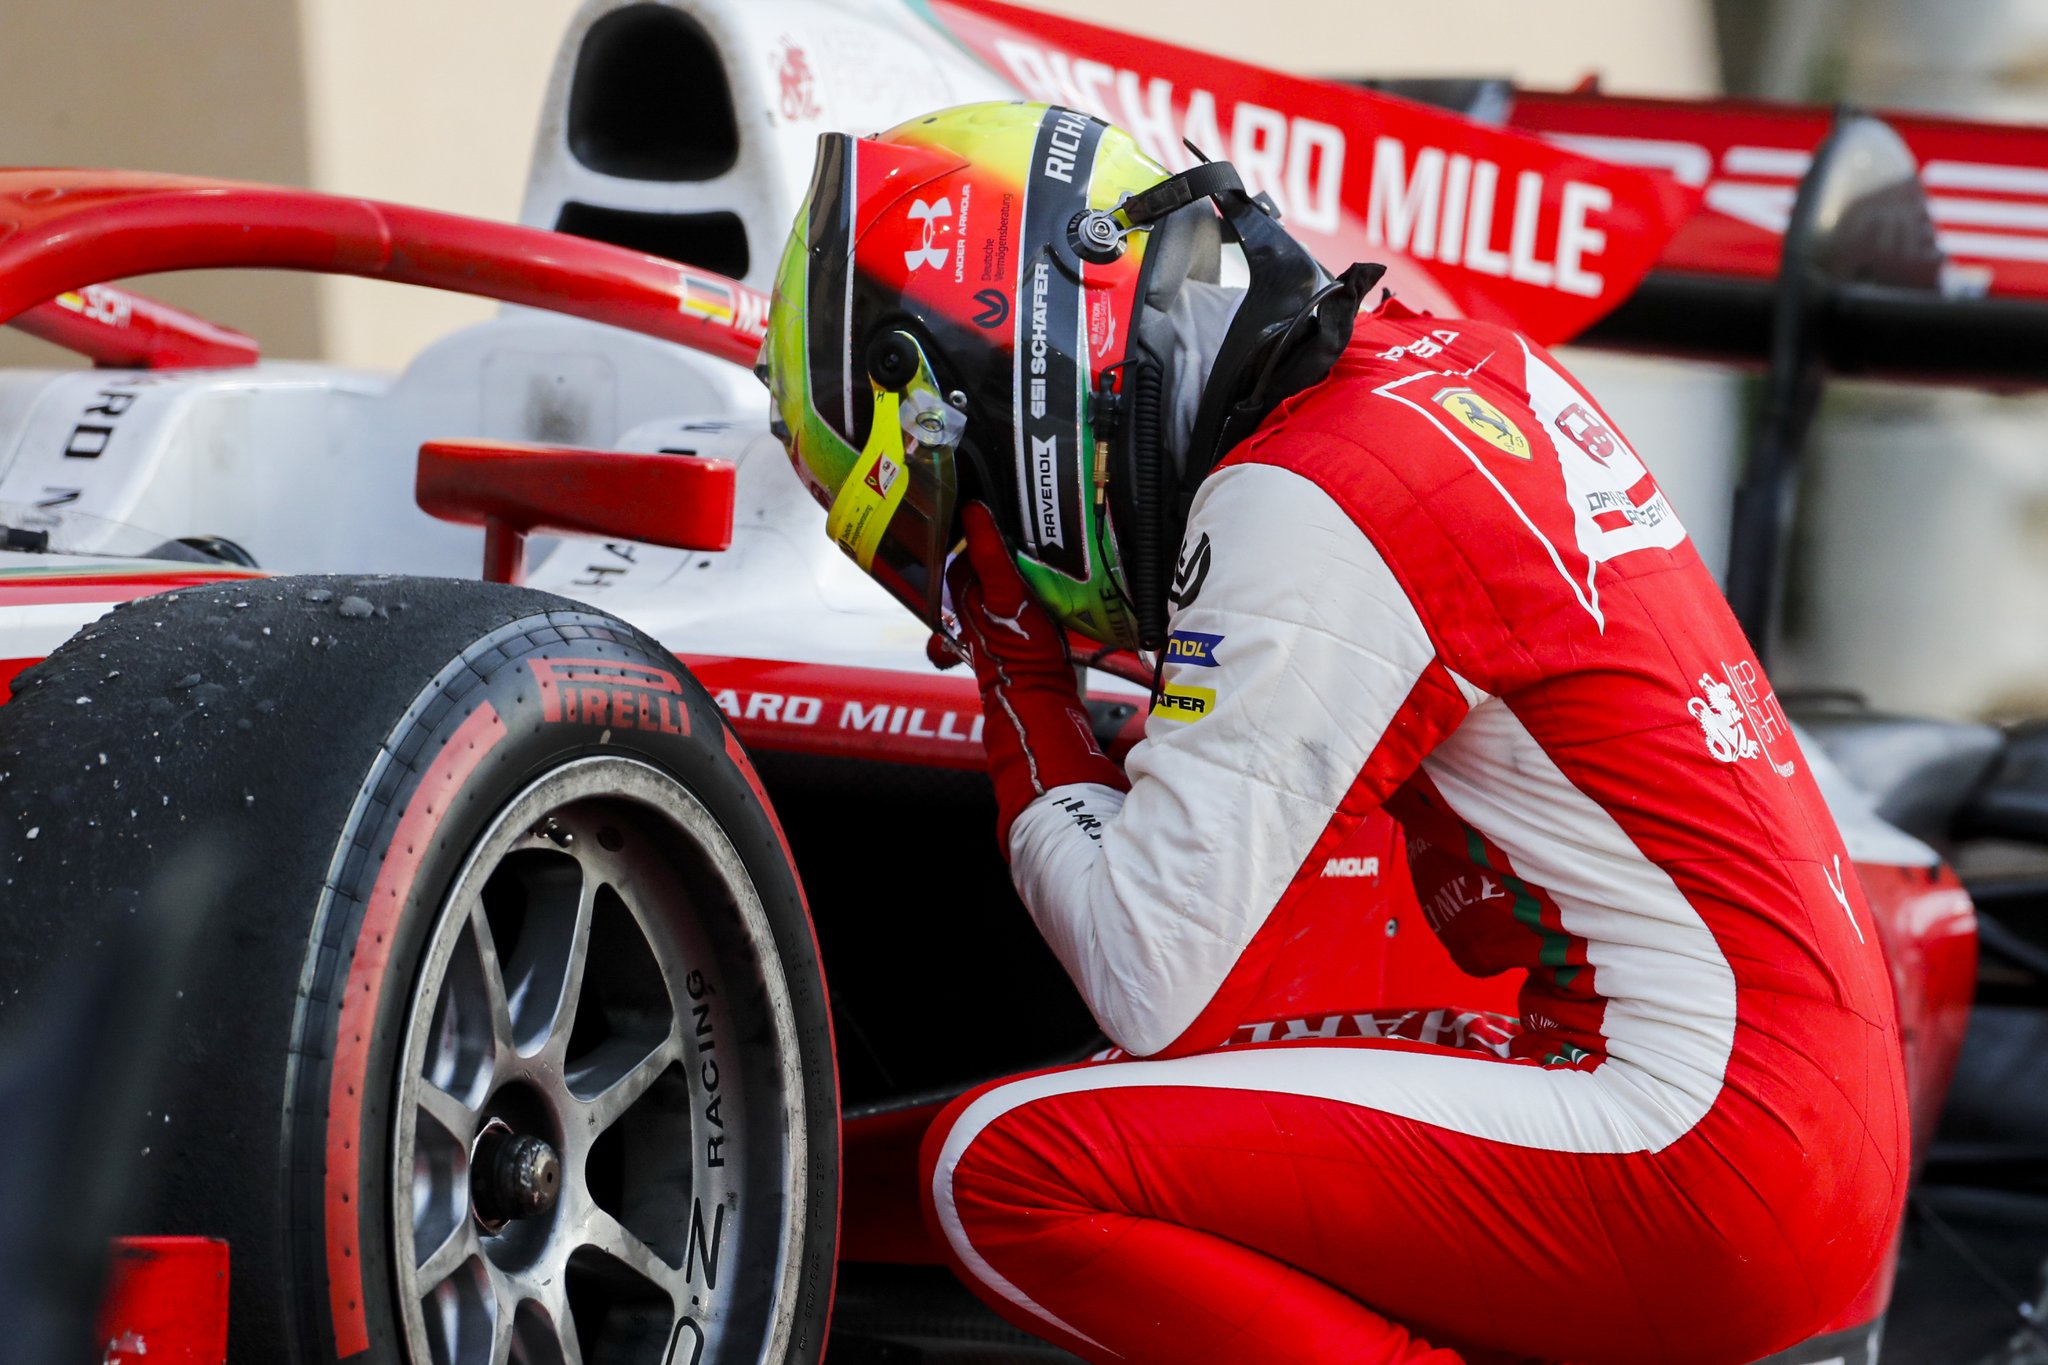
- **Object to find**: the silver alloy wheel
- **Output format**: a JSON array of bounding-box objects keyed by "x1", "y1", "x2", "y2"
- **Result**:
[{"x1": 392, "y1": 756, "x2": 808, "y2": 1365}]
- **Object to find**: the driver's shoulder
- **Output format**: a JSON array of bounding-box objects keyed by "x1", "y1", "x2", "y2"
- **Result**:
[{"x1": 1226, "y1": 361, "x2": 1500, "y2": 528}]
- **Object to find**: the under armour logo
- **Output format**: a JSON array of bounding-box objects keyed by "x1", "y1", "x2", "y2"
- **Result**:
[
  {"x1": 904, "y1": 197, "x2": 952, "y2": 271},
  {"x1": 1169, "y1": 532, "x2": 1212, "y2": 609}
]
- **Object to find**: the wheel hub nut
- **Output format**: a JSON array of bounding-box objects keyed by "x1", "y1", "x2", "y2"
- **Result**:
[{"x1": 471, "y1": 1125, "x2": 562, "y2": 1227}]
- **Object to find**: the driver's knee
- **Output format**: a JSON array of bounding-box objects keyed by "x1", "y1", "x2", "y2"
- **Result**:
[{"x1": 919, "y1": 1065, "x2": 1125, "y2": 1265}]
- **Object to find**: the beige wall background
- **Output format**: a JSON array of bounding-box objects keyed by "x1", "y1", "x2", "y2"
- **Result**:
[
  {"x1": 0, "y1": 0, "x2": 321, "y2": 365},
  {"x1": 1024, "y1": 0, "x2": 1719, "y2": 92},
  {"x1": 293, "y1": 0, "x2": 581, "y2": 367},
  {"x1": 0, "y1": 0, "x2": 1714, "y2": 373},
  {"x1": 0, "y1": 0, "x2": 583, "y2": 370}
]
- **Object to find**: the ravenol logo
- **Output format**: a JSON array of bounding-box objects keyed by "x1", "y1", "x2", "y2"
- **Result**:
[
  {"x1": 1433, "y1": 386, "x2": 1529, "y2": 458},
  {"x1": 1155, "y1": 682, "x2": 1216, "y2": 721},
  {"x1": 1165, "y1": 630, "x2": 1223, "y2": 667}
]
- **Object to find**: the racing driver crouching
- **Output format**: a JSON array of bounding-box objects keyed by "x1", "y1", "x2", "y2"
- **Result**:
[{"x1": 762, "y1": 102, "x2": 1906, "y2": 1364}]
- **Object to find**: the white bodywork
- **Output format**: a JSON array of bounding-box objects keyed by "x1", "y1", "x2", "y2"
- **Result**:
[
  {"x1": 0, "y1": 0, "x2": 1013, "y2": 680},
  {"x1": 519, "y1": 0, "x2": 1010, "y2": 297}
]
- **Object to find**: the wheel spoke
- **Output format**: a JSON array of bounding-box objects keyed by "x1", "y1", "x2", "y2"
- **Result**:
[
  {"x1": 417, "y1": 1078, "x2": 475, "y2": 1145},
  {"x1": 420, "y1": 1256, "x2": 495, "y2": 1365},
  {"x1": 489, "y1": 1271, "x2": 518, "y2": 1365},
  {"x1": 548, "y1": 1291, "x2": 587, "y2": 1365},
  {"x1": 498, "y1": 1285, "x2": 587, "y2": 1365},
  {"x1": 582, "y1": 1034, "x2": 677, "y2": 1134},
  {"x1": 585, "y1": 1207, "x2": 683, "y2": 1298},
  {"x1": 543, "y1": 876, "x2": 599, "y2": 1057},
  {"x1": 467, "y1": 898, "x2": 517, "y2": 1057},
  {"x1": 416, "y1": 1222, "x2": 475, "y2": 1293}
]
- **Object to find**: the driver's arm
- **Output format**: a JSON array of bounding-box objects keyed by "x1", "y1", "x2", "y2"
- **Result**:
[{"x1": 1007, "y1": 457, "x2": 1471, "y2": 1057}]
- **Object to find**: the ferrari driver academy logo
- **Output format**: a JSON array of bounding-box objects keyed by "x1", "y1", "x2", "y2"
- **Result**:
[
  {"x1": 1554, "y1": 401, "x2": 1617, "y2": 465},
  {"x1": 1433, "y1": 386, "x2": 1530, "y2": 458}
]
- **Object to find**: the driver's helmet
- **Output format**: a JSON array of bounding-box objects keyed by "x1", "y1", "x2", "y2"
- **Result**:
[{"x1": 763, "y1": 102, "x2": 1215, "y2": 649}]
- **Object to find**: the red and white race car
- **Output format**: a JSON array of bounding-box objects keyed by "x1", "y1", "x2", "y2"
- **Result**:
[{"x1": 2, "y1": 3, "x2": 2030, "y2": 1364}]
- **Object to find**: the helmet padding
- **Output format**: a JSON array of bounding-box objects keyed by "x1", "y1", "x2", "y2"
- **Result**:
[{"x1": 1160, "y1": 281, "x2": 1246, "y2": 471}]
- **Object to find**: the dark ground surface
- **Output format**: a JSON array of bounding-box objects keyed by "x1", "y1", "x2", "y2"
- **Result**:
[
  {"x1": 1888, "y1": 1186, "x2": 2048, "y2": 1365},
  {"x1": 827, "y1": 1184, "x2": 2048, "y2": 1365}
]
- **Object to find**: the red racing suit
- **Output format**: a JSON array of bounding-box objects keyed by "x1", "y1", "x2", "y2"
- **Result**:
[{"x1": 920, "y1": 301, "x2": 1909, "y2": 1364}]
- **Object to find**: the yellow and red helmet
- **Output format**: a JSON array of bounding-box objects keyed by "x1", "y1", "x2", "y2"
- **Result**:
[{"x1": 763, "y1": 102, "x2": 1213, "y2": 649}]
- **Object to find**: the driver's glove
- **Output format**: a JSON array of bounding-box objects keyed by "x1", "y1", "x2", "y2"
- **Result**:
[{"x1": 939, "y1": 502, "x2": 1127, "y2": 854}]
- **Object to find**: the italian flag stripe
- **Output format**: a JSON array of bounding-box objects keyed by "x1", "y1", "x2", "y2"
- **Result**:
[{"x1": 1464, "y1": 826, "x2": 1583, "y2": 990}]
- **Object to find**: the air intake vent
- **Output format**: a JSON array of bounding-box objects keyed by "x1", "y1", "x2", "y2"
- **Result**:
[
  {"x1": 567, "y1": 4, "x2": 739, "y2": 182},
  {"x1": 555, "y1": 202, "x2": 750, "y2": 281}
]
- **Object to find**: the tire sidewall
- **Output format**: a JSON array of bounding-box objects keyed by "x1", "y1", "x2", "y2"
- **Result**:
[{"x1": 292, "y1": 608, "x2": 834, "y2": 1363}]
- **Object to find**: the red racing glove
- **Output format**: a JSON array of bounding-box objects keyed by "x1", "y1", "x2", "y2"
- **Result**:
[{"x1": 941, "y1": 502, "x2": 1127, "y2": 854}]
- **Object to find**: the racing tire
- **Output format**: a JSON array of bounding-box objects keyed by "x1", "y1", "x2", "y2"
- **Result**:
[{"x1": 0, "y1": 575, "x2": 837, "y2": 1365}]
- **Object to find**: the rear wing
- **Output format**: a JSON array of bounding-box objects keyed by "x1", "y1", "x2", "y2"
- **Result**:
[{"x1": 1506, "y1": 89, "x2": 2048, "y2": 387}]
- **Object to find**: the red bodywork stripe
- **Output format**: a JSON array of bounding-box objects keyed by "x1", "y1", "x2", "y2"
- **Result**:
[
  {"x1": 685, "y1": 656, "x2": 987, "y2": 770},
  {"x1": 842, "y1": 1101, "x2": 950, "y2": 1264},
  {"x1": 98, "y1": 1236, "x2": 231, "y2": 1364},
  {"x1": 680, "y1": 655, "x2": 1147, "y2": 771},
  {"x1": 14, "y1": 284, "x2": 260, "y2": 369},
  {"x1": 325, "y1": 702, "x2": 507, "y2": 1357},
  {"x1": 925, "y1": 0, "x2": 1697, "y2": 345},
  {"x1": 0, "y1": 568, "x2": 262, "y2": 608}
]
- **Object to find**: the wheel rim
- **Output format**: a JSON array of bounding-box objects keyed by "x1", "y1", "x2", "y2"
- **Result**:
[{"x1": 392, "y1": 756, "x2": 807, "y2": 1365}]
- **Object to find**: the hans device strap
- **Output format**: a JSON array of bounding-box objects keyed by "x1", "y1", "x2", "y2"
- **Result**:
[{"x1": 1097, "y1": 152, "x2": 1387, "y2": 649}]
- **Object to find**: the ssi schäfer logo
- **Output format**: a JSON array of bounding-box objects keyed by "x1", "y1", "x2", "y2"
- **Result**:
[{"x1": 532, "y1": 657, "x2": 692, "y2": 735}]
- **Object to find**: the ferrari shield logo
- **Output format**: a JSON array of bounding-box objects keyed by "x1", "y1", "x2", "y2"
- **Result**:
[
  {"x1": 863, "y1": 453, "x2": 900, "y2": 498},
  {"x1": 1434, "y1": 387, "x2": 1529, "y2": 459}
]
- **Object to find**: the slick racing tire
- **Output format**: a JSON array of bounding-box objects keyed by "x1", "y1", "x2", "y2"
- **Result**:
[{"x1": 0, "y1": 576, "x2": 836, "y2": 1365}]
